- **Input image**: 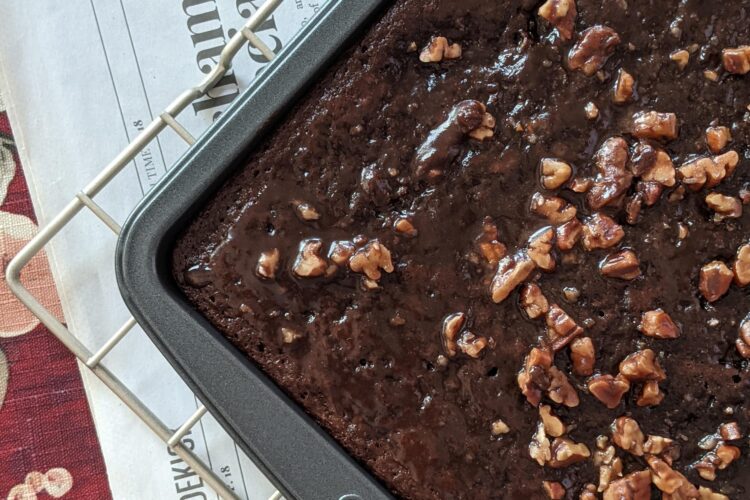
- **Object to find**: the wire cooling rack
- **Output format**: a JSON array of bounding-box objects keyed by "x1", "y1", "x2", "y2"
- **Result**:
[{"x1": 6, "y1": 1, "x2": 283, "y2": 499}]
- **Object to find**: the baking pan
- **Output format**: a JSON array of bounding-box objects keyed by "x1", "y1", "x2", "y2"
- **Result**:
[{"x1": 115, "y1": 1, "x2": 393, "y2": 499}]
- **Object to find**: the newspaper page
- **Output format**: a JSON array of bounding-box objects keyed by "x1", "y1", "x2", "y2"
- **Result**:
[{"x1": 0, "y1": 0, "x2": 326, "y2": 498}]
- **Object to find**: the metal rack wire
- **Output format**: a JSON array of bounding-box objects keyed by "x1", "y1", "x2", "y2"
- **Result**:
[{"x1": 5, "y1": 1, "x2": 284, "y2": 498}]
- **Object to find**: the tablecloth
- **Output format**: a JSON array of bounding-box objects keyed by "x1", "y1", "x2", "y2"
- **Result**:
[{"x1": 0, "y1": 93, "x2": 111, "y2": 499}]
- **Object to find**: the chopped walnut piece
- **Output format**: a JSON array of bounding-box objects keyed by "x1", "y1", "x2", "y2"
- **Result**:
[
  {"x1": 600, "y1": 250, "x2": 641, "y2": 280},
  {"x1": 715, "y1": 444, "x2": 741, "y2": 470},
  {"x1": 704, "y1": 69, "x2": 720, "y2": 82},
  {"x1": 694, "y1": 454, "x2": 718, "y2": 481},
  {"x1": 670, "y1": 49, "x2": 690, "y2": 70},
  {"x1": 491, "y1": 252, "x2": 536, "y2": 303},
  {"x1": 637, "y1": 380, "x2": 665, "y2": 407},
  {"x1": 582, "y1": 213, "x2": 625, "y2": 250},
  {"x1": 632, "y1": 111, "x2": 678, "y2": 141},
  {"x1": 719, "y1": 422, "x2": 743, "y2": 441},
  {"x1": 588, "y1": 137, "x2": 632, "y2": 209},
  {"x1": 518, "y1": 347, "x2": 554, "y2": 407},
  {"x1": 293, "y1": 239, "x2": 328, "y2": 278},
  {"x1": 539, "y1": 405, "x2": 566, "y2": 437},
  {"x1": 698, "y1": 486, "x2": 730, "y2": 500},
  {"x1": 678, "y1": 157, "x2": 710, "y2": 190},
  {"x1": 528, "y1": 227, "x2": 557, "y2": 271},
  {"x1": 491, "y1": 418, "x2": 511, "y2": 435},
  {"x1": 722, "y1": 46, "x2": 750, "y2": 74},
  {"x1": 644, "y1": 435, "x2": 676, "y2": 457},
  {"x1": 588, "y1": 374, "x2": 630, "y2": 409},
  {"x1": 706, "y1": 126, "x2": 732, "y2": 154},
  {"x1": 611, "y1": 417, "x2": 645, "y2": 456},
  {"x1": 476, "y1": 217, "x2": 507, "y2": 266},
  {"x1": 637, "y1": 181, "x2": 663, "y2": 206},
  {"x1": 678, "y1": 151, "x2": 739, "y2": 190},
  {"x1": 642, "y1": 150, "x2": 676, "y2": 187},
  {"x1": 281, "y1": 327, "x2": 303, "y2": 344},
  {"x1": 546, "y1": 304, "x2": 584, "y2": 351},
  {"x1": 594, "y1": 443, "x2": 624, "y2": 493},
  {"x1": 613, "y1": 69, "x2": 635, "y2": 104},
  {"x1": 568, "y1": 25, "x2": 621, "y2": 76},
  {"x1": 547, "y1": 366, "x2": 580, "y2": 407},
  {"x1": 638, "y1": 309, "x2": 680, "y2": 339},
  {"x1": 394, "y1": 217, "x2": 417, "y2": 236},
  {"x1": 468, "y1": 108, "x2": 497, "y2": 141},
  {"x1": 581, "y1": 483, "x2": 599, "y2": 500},
  {"x1": 530, "y1": 192, "x2": 577, "y2": 224},
  {"x1": 603, "y1": 470, "x2": 652, "y2": 500},
  {"x1": 548, "y1": 437, "x2": 591, "y2": 468},
  {"x1": 538, "y1": 0, "x2": 577, "y2": 40},
  {"x1": 738, "y1": 316, "x2": 750, "y2": 359},
  {"x1": 256, "y1": 249, "x2": 280, "y2": 279},
  {"x1": 457, "y1": 332, "x2": 488, "y2": 358},
  {"x1": 541, "y1": 158, "x2": 573, "y2": 190},
  {"x1": 419, "y1": 36, "x2": 462, "y2": 63},
  {"x1": 740, "y1": 186, "x2": 750, "y2": 204},
  {"x1": 734, "y1": 243, "x2": 750, "y2": 286},
  {"x1": 530, "y1": 422, "x2": 552, "y2": 465},
  {"x1": 441, "y1": 312, "x2": 466, "y2": 358},
  {"x1": 629, "y1": 141, "x2": 659, "y2": 176},
  {"x1": 328, "y1": 240, "x2": 355, "y2": 266},
  {"x1": 699, "y1": 261, "x2": 733, "y2": 303},
  {"x1": 293, "y1": 201, "x2": 320, "y2": 221},
  {"x1": 647, "y1": 455, "x2": 699, "y2": 497},
  {"x1": 570, "y1": 337, "x2": 595, "y2": 376},
  {"x1": 705, "y1": 193, "x2": 743, "y2": 220},
  {"x1": 556, "y1": 219, "x2": 583, "y2": 251},
  {"x1": 585, "y1": 102, "x2": 600, "y2": 120},
  {"x1": 625, "y1": 195, "x2": 642, "y2": 225},
  {"x1": 542, "y1": 480, "x2": 566, "y2": 500},
  {"x1": 521, "y1": 283, "x2": 550, "y2": 319},
  {"x1": 349, "y1": 240, "x2": 394, "y2": 280},
  {"x1": 619, "y1": 349, "x2": 666, "y2": 382}
]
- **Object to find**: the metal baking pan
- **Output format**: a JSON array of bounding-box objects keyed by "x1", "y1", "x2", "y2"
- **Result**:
[{"x1": 115, "y1": 1, "x2": 393, "y2": 499}]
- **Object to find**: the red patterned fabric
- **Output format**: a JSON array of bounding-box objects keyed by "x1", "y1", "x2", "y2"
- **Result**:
[{"x1": 0, "y1": 102, "x2": 111, "y2": 499}]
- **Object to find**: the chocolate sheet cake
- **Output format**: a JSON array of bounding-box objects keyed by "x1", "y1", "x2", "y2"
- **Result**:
[{"x1": 172, "y1": 1, "x2": 750, "y2": 498}]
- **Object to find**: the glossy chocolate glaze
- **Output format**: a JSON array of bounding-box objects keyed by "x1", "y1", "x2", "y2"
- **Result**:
[{"x1": 173, "y1": 1, "x2": 750, "y2": 498}]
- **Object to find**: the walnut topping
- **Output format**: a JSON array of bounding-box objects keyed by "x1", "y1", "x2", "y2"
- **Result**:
[
  {"x1": 641, "y1": 150, "x2": 676, "y2": 187},
  {"x1": 706, "y1": 193, "x2": 743, "y2": 220},
  {"x1": 637, "y1": 181, "x2": 663, "y2": 206},
  {"x1": 441, "y1": 312, "x2": 465, "y2": 358},
  {"x1": 521, "y1": 283, "x2": 550, "y2": 319},
  {"x1": 585, "y1": 102, "x2": 600, "y2": 120},
  {"x1": 547, "y1": 366, "x2": 580, "y2": 407},
  {"x1": 632, "y1": 111, "x2": 678, "y2": 141},
  {"x1": 293, "y1": 201, "x2": 320, "y2": 221},
  {"x1": 588, "y1": 374, "x2": 630, "y2": 409},
  {"x1": 611, "y1": 417, "x2": 645, "y2": 456},
  {"x1": 706, "y1": 126, "x2": 732, "y2": 154},
  {"x1": 328, "y1": 240, "x2": 355, "y2": 266},
  {"x1": 618, "y1": 349, "x2": 666, "y2": 383},
  {"x1": 539, "y1": 405, "x2": 566, "y2": 437},
  {"x1": 468, "y1": 107, "x2": 496, "y2": 141},
  {"x1": 582, "y1": 213, "x2": 625, "y2": 250},
  {"x1": 613, "y1": 69, "x2": 635, "y2": 104},
  {"x1": 722, "y1": 46, "x2": 750, "y2": 74},
  {"x1": 394, "y1": 217, "x2": 417, "y2": 236},
  {"x1": 588, "y1": 137, "x2": 632, "y2": 209},
  {"x1": 670, "y1": 49, "x2": 690, "y2": 70},
  {"x1": 476, "y1": 217, "x2": 507, "y2": 266},
  {"x1": 349, "y1": 240, "x2": 394, "y2": 280},
  {"x1": 603, "y1": 470, "x2": 652, "y2": 500},
  {"x1": 548, "y1": 437, "x2": 591, "y2": 468},
  {"x1": 518, "y1": 347, "x2": 554, "y2": 406},
  {"x1": 581, "y1": 483, "x2": 599, "y2": 500},
  {"x1": 570, "y1": 177, "x2": 593, "y2": 193},
  {"x1": 734, "y1": 243, "x2": 750, "y2": 286},
  {"x1": 738, "y1": 315, "x2": 750, "y2": 359},
  {"x1": 644, "y1": 435, "x2": 676, "y2": 458},
  {"x1": 530, "y1": 422, "x2": 552, "y2": 466},
  {"x1": 528, "y1": 227, "x2": 557, "y2": 271},
  {"x1": 457, "y1": 332, "x2": 488, "y2": 358},
  {"x1": 568, "y1": 25, "x2": 621, "y2": 76},
  {"x1": 530, "y1": 192, "x2": 577, "y2": 224},
  {"x1": 538, "y1": 0, "x2": 577, "y2": 40},
  {"x1": 638, "y1": 309, "x2": 680, "y2": 339},
  {"x1": 546, "y1": 304, "x2": 584, "y2": 351},
  {"x1": 491, "y1": 418, "x2": 511, "y2": 435},
  {"x1": 293, "y1": 240, "x2": 328, "y2": 277},
  {"x1": 281, "y1": 327, "x2": 303, "y2": 344},
  {"x1": 718, "y1": 422, "x2": 742, "y2": 441},
  {"x1": 542, "y1": 480, "x2": 566, "y2": 500},
  {"x1": 419, "y1": 36, "x2": 462, "y2": 63},
  {"x1": 541, "y1": 158, "x2": 573, "y2": 190},
  {"x1": 600, "y1": 250, "x2": 641, "y2": 280},
  {"x1": 256, "y1": 249, "x2": 280, "y2": 279},
  {"x1": 628, "y1": 141, "x2": 659, "y2": 176},
  {"x1": 637, "y1": 380, "x2": 664, "y2": 407},
  {"x1": 647, "y1": 455, "x2": 699, "y2": 497},
  {"x1": 556, "y1": 219, "x2": 583, "y2": 251},
  {"x1": 491, "y1": 252, "x2": 536, "y2": 303},
  {"x1": 715, "y1": 443, "x2": 741, "y2": 470},
  {"x1": 678, "y1": 151, "x2": 739, "y2": 190},
  {"x1": 594, "y1": 443, "x2": 624, "y2": 493},
  {"x1": 570, "y1": 337, "x2": 595, "y2": 376},
  {"x1": 704, "y1": 69, "x2": 720, "y2": 82},
  {"x1": 698, "y1": 486, "x2": 730, "y2": 500},
  {"x1": 699, "y1": 260, "x2": 733, "y2": 303}
]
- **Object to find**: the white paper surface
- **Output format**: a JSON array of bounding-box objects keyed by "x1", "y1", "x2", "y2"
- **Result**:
[{"x1": 0, "y1": 1, "x2": 326, "y2": 498}]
